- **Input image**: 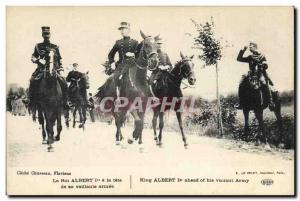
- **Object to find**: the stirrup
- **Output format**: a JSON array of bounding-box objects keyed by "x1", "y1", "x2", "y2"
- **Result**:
[{"x1": 234, "y1": 103, "x2": 243, "y2": 110}]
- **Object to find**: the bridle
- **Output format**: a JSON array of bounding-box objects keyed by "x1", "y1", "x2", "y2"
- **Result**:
[
  {"x1": 169, "y1": 59, "x2": 195, "y2": 89},
  {"x1": 134, "y1": 38, "x2": 158, "y2": 70}
]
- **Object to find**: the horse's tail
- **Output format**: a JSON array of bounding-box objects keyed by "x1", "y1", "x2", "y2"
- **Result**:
[{"x1": 95, "y1": 76, "x2": 114, "y2": 103}]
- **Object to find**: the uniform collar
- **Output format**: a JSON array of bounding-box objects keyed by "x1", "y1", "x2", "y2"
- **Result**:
[
  {"x1": 123, "y1": 36, "x2": 130, "y2": 40},
  {"x1": 43, "y1": 39, "x2": 50, "y2": 44}
]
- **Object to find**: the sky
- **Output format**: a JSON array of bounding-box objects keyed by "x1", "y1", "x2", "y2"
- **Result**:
[{"x1": 6, "y1": 6, "x2": 294, "y2": 100}]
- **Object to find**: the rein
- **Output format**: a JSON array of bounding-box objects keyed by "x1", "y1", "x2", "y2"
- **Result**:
[{"x1": 167, "y1": 61, "x2": 195, "y2": 89}]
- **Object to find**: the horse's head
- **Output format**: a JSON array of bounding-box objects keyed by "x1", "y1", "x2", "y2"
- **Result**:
[
  {"x1": 139, "y1": 30, "x2": 159, "y2": 70},
  {"x1": 174, "y1": 52, "x2": 196, "y2": 85}
]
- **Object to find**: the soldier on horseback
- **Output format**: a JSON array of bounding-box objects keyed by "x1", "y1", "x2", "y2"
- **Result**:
[
  {"x1": 150, "y1": 35, "x2": 172, "y2": 87},
  {"x1": 28, "y1": 26, "x2": 68, "y2": 108},
  {"x1": 235, "y1": 42, "x2": 275, "y2": 110},
  {"x1": 66, "y1": 63, "x2": 88, "y2": 105},
  {"x1": 107, "y1": 22, "x2": 139, "y2": 102}
]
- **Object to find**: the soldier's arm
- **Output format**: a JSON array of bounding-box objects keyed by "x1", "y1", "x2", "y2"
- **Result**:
[
  {"x1": 237, "y1": 49, "x2": 249, "y2": 63},
  {"x1": 108, "y1": 42, "x2": 119, "y2": 65},
  {"x1": 31, "y1": 45, "x2": 40, "y2": 63},
  {"x1": 261, "y1": 55, "x2": 268, "y2": 69},
  {"x1": 166, "y1": 54, "x2": 173, "y2": 71},
  {"x1": 66, "y1": 72, "x2": 72, "y2": 82},
  {"x1": 55, "y1": 46, "x2": 63, "y2": 67},
  {"x1": 134, "y1": 42, "x2": 142, "y2": 58}
]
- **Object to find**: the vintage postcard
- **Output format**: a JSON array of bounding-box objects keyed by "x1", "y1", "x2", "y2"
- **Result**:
[{"x1": 6, "y1": 6, "x2": 295, "y2": 196}]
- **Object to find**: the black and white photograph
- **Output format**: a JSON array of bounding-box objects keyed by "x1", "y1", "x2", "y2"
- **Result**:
[{"x1": 5, "y1": 6, "x2": 295, "y2": 196}]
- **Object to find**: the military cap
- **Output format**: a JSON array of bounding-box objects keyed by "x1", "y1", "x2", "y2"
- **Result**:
[
  {"x1": 249, "y1": 41, "x2": 258, "y2": 49},
  {"x1": 154, "y1": 35, "x2": 163, "y2": 44},
  {"x1": 72, "y1": 63, "x2": 79, "y2": 67},
  {"x1": 118, "y1": 22, "x2": 130, "y2": 30},
  {"x1": 41, "y1": 26, "x2": 50, "y2": 34}
]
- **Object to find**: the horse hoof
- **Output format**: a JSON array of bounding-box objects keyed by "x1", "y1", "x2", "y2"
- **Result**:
[
  {"x1": 54, "y1": 136, "x2": 60, "y2": 141},
  {"x1": 47, "y1": 146, "x2": 54, "y2": 152},
  {"x1": 42, "y1": 140, "x2": 47, "y2": 145},
  {"x1": 116, "y1": 141, "x2": 120, "y2": 146},
  {"x1": 265, "y1": 144, "x2": 271, "y2": 152},
  {"x1": 128, "y1": 139, "x2": 134, "y2": 144},
  {"x1": 184, "y1": 144, "x2": 189, "y2": 149},
  {"x1": 138, "y1": 141, "x2": 143, "y2": 145},
  {"x1": 154, "y1": 136, "x2": 158, "y2": 141}
]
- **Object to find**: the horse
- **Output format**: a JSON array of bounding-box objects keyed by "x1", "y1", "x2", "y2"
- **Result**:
[
  {"x1": 95, "y1": 30, "x2": 159, "y2": 146},
  {"x1": 150, "y1": 52, "x2": 196, "y2": 148},
  {"x1": 239, "y1": 66, "x2": 283, "y2": 148},
  {"x1": 68, "y1": 72, "x2": 89, "y2": 130},
  {"x1": 35, "y1": 50, "x2": 64, "y2": 152}
]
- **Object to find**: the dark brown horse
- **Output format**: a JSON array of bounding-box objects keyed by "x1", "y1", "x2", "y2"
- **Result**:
[
  {"x1": 150, "y1": 52, "x2": 196, "y2": 148},
  {"x1": 68, "y1": 72, "x2": 89, "y2": 130},
  {"x1": 35, "y1": 51, "x2": 64, "y2": 151},
  {"x1": 240, "y1": 66, "x2": 283, "y2": 149},
  {"x1": 95, "y1": 30, "x2": 159, "y2": 146}
]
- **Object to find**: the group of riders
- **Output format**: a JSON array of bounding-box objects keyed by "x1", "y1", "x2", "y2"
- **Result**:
[{"x1": 27, "y1": 22, "x2": 276, "y2": 118}]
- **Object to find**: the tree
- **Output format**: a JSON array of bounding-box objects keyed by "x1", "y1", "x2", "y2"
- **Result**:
[{"x1": 191, "y1": 18, "x2": 224, "y2": 136}]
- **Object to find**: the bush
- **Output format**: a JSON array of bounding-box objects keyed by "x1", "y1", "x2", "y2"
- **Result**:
[{"x1": 184, "y1": 94, "x2": 295, "y2": 149}]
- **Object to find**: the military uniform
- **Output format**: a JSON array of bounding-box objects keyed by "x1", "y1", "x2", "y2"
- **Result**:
[
  {"x1": 150, "y1": 49, "x2": 172, "y2": 85},
  {"x1": 108, "y1": 36, "x2": 139, "y2": 86},
  {"x1": 29, "y1": 36, "x2": 68, "y2": 107},
  {"x1": 237, "y1": 48, "x2": 274, "y2": 108},
  {"x1": 66, "y1": 69, "x2": 88, "y2": 103}
]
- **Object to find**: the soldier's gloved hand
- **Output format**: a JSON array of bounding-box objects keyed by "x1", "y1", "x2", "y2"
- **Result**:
[
  {"x1": 110, "y1": 63, "x2": 116, "y2": 70},
  {"x1": 39, "y1": 59, "x2": 46, "y2": 65},
  {"x1": 125, "y1": 52, "x2": 135, "y2": 57},
  {"x1": 243, "y1": 46, "x2": 248, "y2": 51},
  {"x1": 158, "y1": 65, "x2": 168, "y2": 70}
]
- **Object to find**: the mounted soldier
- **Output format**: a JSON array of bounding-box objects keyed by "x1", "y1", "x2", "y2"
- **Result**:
[
  {"x1": 66, "y1": 63, "x2": 88, "y2": 105},
  {"x1": 107, "y1": 22, "x2": 139, "y2": 102},
  {"x1": 236, "y1": 42, "x2": 275, "y2": 110},
  {"x1": 28, "y1": 26, "x2": 68, "y2": 108},
  {"x1": 150, "y1": 35, "x2": 173, "y2": 88}
]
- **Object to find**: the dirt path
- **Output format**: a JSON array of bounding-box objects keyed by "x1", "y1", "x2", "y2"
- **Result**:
[{"x1": 7, "y1": 113, "x2": 293, "y2": 168}]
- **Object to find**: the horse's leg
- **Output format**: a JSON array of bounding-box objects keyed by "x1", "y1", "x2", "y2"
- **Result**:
[
  {"x1": 32, "y1": 106, "x2": 37, "y2": 122},
  {"x1": 273, "y1": 95, "x2": 284, "y2": 147},
  {"x1": 128, "y1": 110, "x2": 141, "y2": 144},
  {"x1": 55, "y1": 109, "x2": 62, "y2": 141},
  {"x1": 176, "y1": 111, "x2": 188, "y2": 148},
  {"x1": 243, "y1": 109, "x2": 250, "y2": 142},
  {"x1": 38, "y1": 110, "x2": 47, "y2": 144},
  {"x1": 115, "y1": 111, "x2": 126, "y2": 145},
  {"x1": 152, "y1": 109, "x2": 159, "y2": 141},
  {"x1": 254, "y1": 109, "x2": 268, "y2": 149},
  {"x1": 64, "y1": 107, "x2": 69, "y2": 128},
  {"x1": 73, "y1": 108, "x2": 77, "y2": 128},
  {"x1": 157, "y1": 112, "x2": 164, "y2": 146},
  {"x1": 78, "y1": 106, "x2": 83, "y2": 128},
  {"x1": 45, "y1": 112, "x2": 54, "y2": 151},
  {"x1": 137, "y1": 112, "x2": 145, "y2": 145},
  {"x1": 82, "y1": 106, "x2": 86, "y2": 129}
]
